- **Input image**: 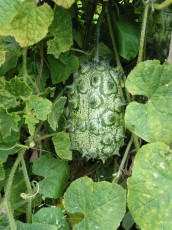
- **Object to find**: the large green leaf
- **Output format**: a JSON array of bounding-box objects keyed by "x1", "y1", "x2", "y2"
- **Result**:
[
  {"x1": 52, "y1": 0, "x2": 75, "y2": 8},
  {"x1": 48, "y1": 54, "x2": 79, "y2": 84},
  {"x1": 52, "y1": 132, "x2": 72, "y2": 160},
  {"x1": 32, "y1": 207, "x2": 69, "y2": 230},
  {"x1": 47, "y1": 7, "x2": 73, "y2": 57},
  {"x1": 128, "y1": 142, "x2": 172, "y2": 230},
  {"x1": 32, "y1": 154, "x2": 69, "y2": 198},
  {"x1": 63, "y1": 176, "x2": 126, "y2": 230},
  {"x1": 24, "y1": 95, "x2": 52, "y2": 135},
  {"x1": 114, "y1": 16, "x2": 139, "y2": 60},
  {"x1": 125, "y1": 60, "x2": 172, "y2": 144},
  {"x1": 1, "y1": 1, "x2": 54, "y2": 47},
  {"x1": 48, "y1": 96, "x2": 67, "y2": 131},
  {"x1": 0, "y1": 108, "x2": 20, "y2": 139}
]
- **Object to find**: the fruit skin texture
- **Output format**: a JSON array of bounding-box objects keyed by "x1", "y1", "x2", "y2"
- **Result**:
[{"x1": 67, "y1": 61, "x2": 125, "y2": 162}]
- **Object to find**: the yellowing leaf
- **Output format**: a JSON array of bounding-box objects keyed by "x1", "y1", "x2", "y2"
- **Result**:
[
  {"x1": 0, "y1": 0, "x2": 24, "y2": 28},
  {"x1": 1, "y1": 1, "x2": 54, "y2": 47}
]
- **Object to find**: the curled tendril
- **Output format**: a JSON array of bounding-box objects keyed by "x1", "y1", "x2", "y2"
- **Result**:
[{"x1": 20, "y1": 181, "x2": 39, "y2": 200}]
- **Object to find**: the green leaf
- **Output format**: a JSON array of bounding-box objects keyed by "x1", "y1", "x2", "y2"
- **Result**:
[
  {"x1": 0, "y1": 37, "x2": 21, "y2": 76},
  {"x1": 121, "y1": 211, "x2": 134, "y2": 230},
  {"x1": 48, "y1": 54, "x2": 79, "y2": 84},
  {"x1": 26, "y1": 95, "x2": 52, "y2": 120},
  {"x1": 115, "y1": 16, "x2": 139, "y2": 60},
  {"x1": 52, "y1": 0, "x2": 75, "y2": 8},
  {"x1": 128, "y1": 142, "x2": 172, "y2": 230},
  {"x1": 25, "y1": 95, "x2": 52, "y2": 135},
  {"x1": 32, "y1": 154, "x2": 69, "y2": 198},
  {"x1": 1, "y1": 1, "x2": 54, "y2": 47},
  {"x1": 10, "y1": 221, "x2": 58, "y2": 230},
  {"x1": 0, "y1": 160, "x2": 5, "y2": 181},
  {"x1": 47, "y1": 7, "x2": 73, "y2": 57},
  {"x1": 5, "y1": 77, "x2": 32, "y2": 100},
  {"x1": 0, "y1": 89, "x2": 18, "y2": 109},
  {"x1": 0, "y1": 131, "x2": 20, "y2": 161},
  {"x1": 63, "y1": 176, "x2": 126, "y2": 230},
  {"x1": 0, "y1": 0, "x2": 23, "y2": 28},
  {"x1": 0, "y1": 108, "x2": 20, "y2": 139},
  {"x1": 48, "y1": 96, "x2": 67, "y2": 131},
  {"x1": 125, "y1": 60, "x2": 172, "y2": 144},
  {"x1": 32, "y1": 207, "x2": 69, "y2": 230},
  {"x1": 52, "y1": 132, "x2": 72, "y2": 160}
]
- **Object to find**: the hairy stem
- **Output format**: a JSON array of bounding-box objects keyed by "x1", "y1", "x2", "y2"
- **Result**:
[
  {"x1": 113, "y1": 135, "x2": 133, "y2": 183},
  {"x1": 137, "y1": 2, "x2": 149, "y2": 64},
  {"x1": 21, "y1": 156, "x2": 32, "y2": 223},
  {"x1": 4, "y1": 149, "x2": 26, "y2": 230}
]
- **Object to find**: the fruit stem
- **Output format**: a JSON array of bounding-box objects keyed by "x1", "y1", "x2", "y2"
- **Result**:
[{"x1": 113, "y1": 135, "x2": 133, "y2": 183}]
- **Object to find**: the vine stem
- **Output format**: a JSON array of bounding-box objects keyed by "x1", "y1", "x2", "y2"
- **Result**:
[
  {"x1": 106, "y1": 9, "x2": 131, "y2": 104},
  {"x1": 23, "y1": 48, "x2": 28, "y2": 83},
  {"x1": 137, "y1": 2, "x2": 149, "y2": 64},
  {"x1": 4, "y1": 149, "x2": 26, "y2": 230},
  {"x1": 106, "y1": 9, "x2": 123, "y2": 72},
  {"x1": 113, "y1": 135, "x2": 133, "y2": 183},
  {"x1": 20, "y1": 156, "x2": 32, "y2": 223}
]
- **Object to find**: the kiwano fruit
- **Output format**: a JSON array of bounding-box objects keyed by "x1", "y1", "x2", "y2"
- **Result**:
[{"x1": 67, "y1": 61, "x2": 125, "y2": 162}]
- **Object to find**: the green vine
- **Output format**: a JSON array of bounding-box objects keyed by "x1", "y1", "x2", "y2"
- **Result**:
[{"x1": 137, "y1": 2, "x2": 150, "y2": 64}]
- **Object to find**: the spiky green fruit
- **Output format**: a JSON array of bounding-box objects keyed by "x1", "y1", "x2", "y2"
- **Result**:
[{"x1": 67, "y1": 61, "x2": 125, "y2": 162}]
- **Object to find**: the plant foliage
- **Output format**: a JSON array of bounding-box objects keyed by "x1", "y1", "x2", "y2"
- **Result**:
[{"x1": 0, "y1": 0, "x2": 172, "y2": 229}]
